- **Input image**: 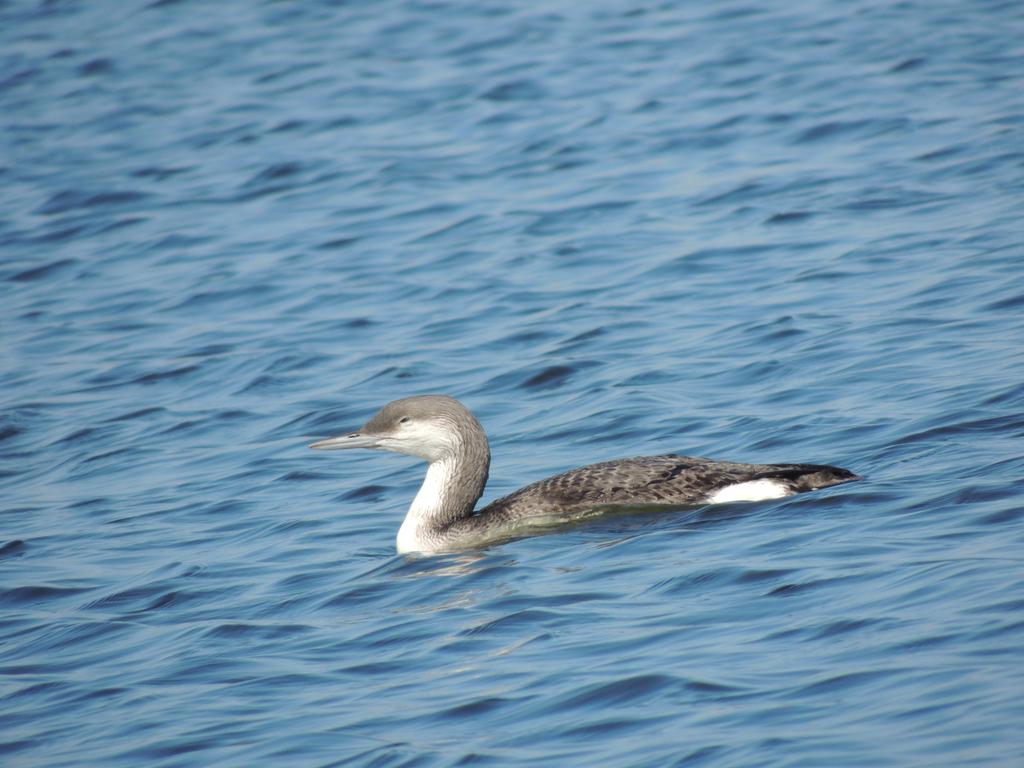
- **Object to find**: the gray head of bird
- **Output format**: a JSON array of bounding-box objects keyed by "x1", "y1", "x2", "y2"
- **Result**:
[{"x1": 309, "y1": 394, "x2": 488, "y2": 464}]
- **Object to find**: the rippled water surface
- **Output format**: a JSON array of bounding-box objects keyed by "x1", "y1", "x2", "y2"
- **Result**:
[{"x1": 3, "y1": 1, "x2": 1024, "y2": 765}]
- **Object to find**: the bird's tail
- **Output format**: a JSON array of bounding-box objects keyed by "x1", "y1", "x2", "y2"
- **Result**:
[{"x1": 764, "y1": 463, "x2": 861, "y2": 493}]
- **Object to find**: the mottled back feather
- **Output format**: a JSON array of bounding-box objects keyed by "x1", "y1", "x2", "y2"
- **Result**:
[{"x1": 477, "y1": 454, "x2": 858, "y2": 523}]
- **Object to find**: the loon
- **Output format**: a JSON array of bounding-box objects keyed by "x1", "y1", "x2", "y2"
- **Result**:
[{"x1": 310, "y1": 395, "x2": 860, "y2": 554}]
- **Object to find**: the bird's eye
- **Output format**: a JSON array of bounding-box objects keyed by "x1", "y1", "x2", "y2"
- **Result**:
[{"x1": 399, "y1": 416, "x2": 410, "y2": 424}]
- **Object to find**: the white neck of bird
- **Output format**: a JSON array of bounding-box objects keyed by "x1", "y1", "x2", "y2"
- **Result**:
[
  {"x1": 395, "y1": 443, "x2": 489, "y2": 554},
  {"x1": 393, "y1": 421, "x2": 489, "y2": 552},
  {"x1": 397, "y1": 459, "x2": 451, "y2": 552}
]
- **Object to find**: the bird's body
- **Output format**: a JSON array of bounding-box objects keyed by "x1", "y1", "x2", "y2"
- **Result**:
[{"x1": 310, "y1": 395, "x2": 859, "y2": 554}]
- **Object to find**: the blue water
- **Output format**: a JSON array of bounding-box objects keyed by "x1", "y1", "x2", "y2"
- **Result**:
[{"x1": 3, "y1": 0, "x2": 1024, "y2": 765}]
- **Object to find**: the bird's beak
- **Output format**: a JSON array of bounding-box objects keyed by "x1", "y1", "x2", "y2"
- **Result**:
[{"x1": 309, "y1": 432, "x2": 382, "y2": 451}]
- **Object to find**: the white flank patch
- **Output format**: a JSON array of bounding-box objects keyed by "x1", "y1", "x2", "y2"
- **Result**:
[{"x1": 707, "y1": 479, "x2": 792, "y2": 504}]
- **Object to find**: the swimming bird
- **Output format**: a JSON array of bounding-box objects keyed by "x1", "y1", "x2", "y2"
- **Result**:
[{"x1": 310, "y1": 395, "x2": 859, "y2": 554}]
